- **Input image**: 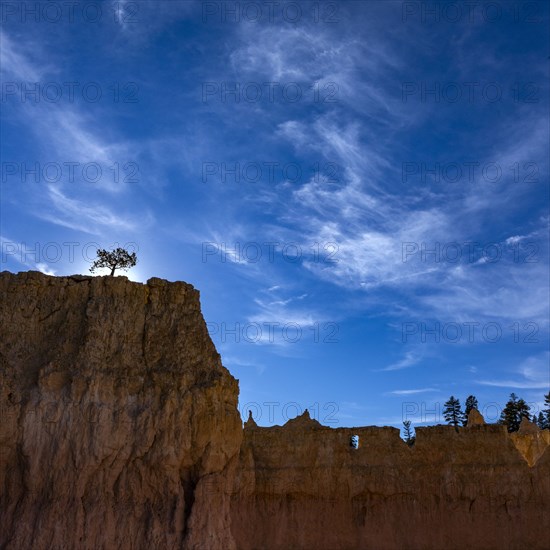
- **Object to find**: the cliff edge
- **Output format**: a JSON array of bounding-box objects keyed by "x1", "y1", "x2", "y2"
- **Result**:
[{"x1": 0, "y1": 271, "x2": 242, "y2": 550}]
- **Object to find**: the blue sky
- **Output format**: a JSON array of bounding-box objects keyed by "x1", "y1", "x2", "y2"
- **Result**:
[{"x1": 1, "y1": 0, "x2": 549, "y2": 429}]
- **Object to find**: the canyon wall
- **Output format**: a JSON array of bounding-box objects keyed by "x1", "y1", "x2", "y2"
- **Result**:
[
  {"x1": 230, "y1": 412, "x2": 550, "y2": 550},
  {"x1": 0, "y1": 271, "x2": 242, "y2": 550},
  {"x1": 1, "y1": 272, "x2": 548, "y2": 550}
]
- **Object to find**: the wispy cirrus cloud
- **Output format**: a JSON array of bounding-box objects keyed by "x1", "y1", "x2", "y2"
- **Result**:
[
  {"x1": 380, "y1": 351, "x2": 424, "y2": 372},
  {"x1": 0, "y1": 33, "x2": 49, "y2": 80},
  {"x1": 387, "y1": 388, "x2": 440, "y2": 395},
  {"x1": 2, "y1": 29, "x2": 156, "y2": 236},
  {"x1": 38, "y1": 186, "x2": 152, "y2": 235},
  {"x1": 191, "y1": 13, "x2": 549, "y2": 337},
  {"x1": 271, "y1": 108, "x2": 549, "y2": 326},
  {"x1": 0, "y1": 235, "x2": 56, "y2": 275},
  {"x1": 477, "y1": 353, "x2": 550, "y2": 390}
]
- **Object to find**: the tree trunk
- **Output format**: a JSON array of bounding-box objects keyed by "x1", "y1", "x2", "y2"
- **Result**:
[{"x1": 110, "y1": 266, "x2": 116, "y2": 276}]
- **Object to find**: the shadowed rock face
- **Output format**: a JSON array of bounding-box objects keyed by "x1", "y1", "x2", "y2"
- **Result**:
[
  {"x1": 1, "y1": 272, "x2": 549, "y2": 550},
  {"x1": 231, "y1": 413, "x2": 550, "y2": 550},
  {"x1": 0, "y1": 272, "x2": 242, "y2": 550}
]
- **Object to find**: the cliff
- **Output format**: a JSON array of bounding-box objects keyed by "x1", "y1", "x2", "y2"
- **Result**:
[
  {"x1": 1, "y1": 272, "x2": 548, "y2": 550},
  {"x1": 231, "y1": 412, "x2": 550, "y2": 550},
  {"x1": 0, "y1": 271, "x2": 242, "y2": 550}
]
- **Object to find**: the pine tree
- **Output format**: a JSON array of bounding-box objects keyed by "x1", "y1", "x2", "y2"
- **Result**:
[
  {"x1": 536, "y1": 412, "x2": 546, "y2": 430},
  {"x1": 516, "y1": 397, "x2": 531, "y2": 425},
  {"x1": 443, "y1": 396, "x2": 464, "y2": 431},
  {"x1": 403, "y1": 420, "x2": 415, "y2": 446},
  {"x1": 543, "y1": 392, "x2": 550, "y2": 430},
  {"x1": 499, "y1": 393, "x2": 531, "y2": 432},
  {"x1": 463, "y1": 395, "x2": 479, "y2": 426},
  {"x1": 499, "y1": 393, "x2": 517, "y2": 431}
]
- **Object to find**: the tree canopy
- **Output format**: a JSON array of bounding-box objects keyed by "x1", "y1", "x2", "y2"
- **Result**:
[
  {"x1": 90, "y1": 248, "x2": 137, "y2": 276},
  {"x1": 499, "y1": 393, "x2": 531, "y2": 432},
  {"x1": 443, "y1": 396, "x2": 464, "y2": 431}
]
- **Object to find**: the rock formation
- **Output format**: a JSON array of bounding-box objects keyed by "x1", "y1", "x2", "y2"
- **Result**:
[
  {"x1": 466, "y1": 407, "x2": 485, "y2": 426},
  {"x1": 231, "y1": 412, "x2": 550, "y2": 550},
  {"x1": 510, "y1": 417, "x2": 550, "y2": 468},
  {"x1": 0, "y1": 271, "x2": 242, "y2": 549},
  {"x1": 1, "y1": 272, "x2": 549, "y2": 550}
]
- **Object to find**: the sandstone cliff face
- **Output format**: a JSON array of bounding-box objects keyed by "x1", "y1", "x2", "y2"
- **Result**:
[
  {"x1": 0, "y1": 271, "x2": 242, "y2": 550},
  {"x1": 230, "y1": 411, "x2": 550, "y2": 550}
]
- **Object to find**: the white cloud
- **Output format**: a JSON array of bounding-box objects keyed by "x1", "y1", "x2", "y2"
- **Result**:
[
  {"x1": 505, "y1": 235, "x2": 524, "y2": 246},
  {"x1": 477, "y1": 353, "x2": 550, "y2": 389},
  {"x1": 271, "y1": 111, "x2": 549, "y2": 326},
  {"x1": 2, "y1": 30, "x2": 155, "y2": 238},
  {"x1": 38, "y1": 186, "x2": 152, "y2": 235},
  {"x1": 35, "y1": 262, "x2": 57, "y2": 276},
  {"x1": 388, "y1": 388, "x2": 440, "y2": 395},
  {"x1": 243, "y1": 287, "x2": 332, "y2": 348},
  {"x1": 381, "y1": 351, "x2": 423, "y2": 372},
  {"x1": 0, "y1": 33, "x2": 47, "y2": 81},
  {"x1": 230, "y1": 22, "x2": 416, "y2": 124},
  {"x1": 0, "y1": 235, "x2": 56, "y2": 274}
]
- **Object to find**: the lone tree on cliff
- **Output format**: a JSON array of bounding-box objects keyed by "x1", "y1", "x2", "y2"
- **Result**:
[
  {"x1": 402, "y1": 420, "x2": 415, "y2": 446},
  {"x1": 499, "y1": 393, "x2": 531, "y2": 432},
  {"x1": 443, "y1": 396, "x2": 464, "y2": 431},
  {"x1": 90, "y1": 248, "x2": 137, "y2": 276},
  {"x1": 463, "y1": 395, "x2": 479, "y2": 426}
]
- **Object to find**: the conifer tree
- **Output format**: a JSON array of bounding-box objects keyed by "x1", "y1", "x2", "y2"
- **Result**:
[
  {"x1": 499, "y1": 393, "x2": 531, "y2": 432},
  {"x1": 443, "y1": 396, "x2": 464, "y2": 431},
  {"x1": 543, "y1": 392, "x2": 550, "y2": 430},
  {"x1": 403, "y1": 420, "x2": 415, "y2": 446}
]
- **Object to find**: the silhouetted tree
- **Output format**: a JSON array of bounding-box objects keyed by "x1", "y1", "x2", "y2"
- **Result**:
[
  {"x1": 90, "y1": 248, "x2": 137, "y2": 276},
  {"x1": 537, "y1": 412, "x2": 547, "y2": 430},
  {"x1": 543, "y1": 392, "x2": 550, "y2": 430},
  {"x1": 516, "y1": 397, "x2": 531, "y2": 426},
  {"x1": 403, "y1": 420, "x2": 415, "y2": 446},
  {"x1": 463, "y1": 395, "x2": 479, "y2": 426},
  {"x1": 499, "y1": 393, "x2": 531, "y2": 432},
  {"x1": 500, "y1": 393, "x2": 518, "y2": 429},
  {"x1": 443, "y1": 396, "x2": 464, "y2": 431}
]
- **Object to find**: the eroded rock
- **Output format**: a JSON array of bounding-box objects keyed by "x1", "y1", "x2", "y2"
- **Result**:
[
  {"x1": 0, "y1": 271, "x2": 242, "y2": 550},
  {"x1": 1, "y1": 272, "x2": 549, "y2": 550}
]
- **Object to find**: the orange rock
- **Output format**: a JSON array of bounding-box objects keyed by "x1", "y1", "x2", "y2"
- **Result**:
[
  {"x1": 1, "y1": 272, "x2": 549, "y2": 550},
  {"x1": 231, "y1": 420, "x2": 550, "y2": 550},
  {"x1": 0, "y1": 272, "x2": 242, "y2": 550},
  {"x1": 466, "y1": 407, "x2": 486, "y2": 426}
]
